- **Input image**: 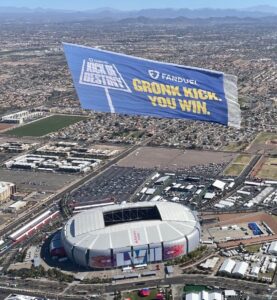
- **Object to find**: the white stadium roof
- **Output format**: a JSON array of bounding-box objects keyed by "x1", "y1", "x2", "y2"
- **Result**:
[{"x1": 63, "y1": 202, "x2": 200, "y2": 251}]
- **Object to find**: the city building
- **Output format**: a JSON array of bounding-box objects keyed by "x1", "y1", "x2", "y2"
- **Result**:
[
  {"x1": 0, "y1": 142, "x2": 36, "y2": 153},
  {"x1": 5, "y1": 154, "x2": 100, "y2": 174},
  {"x1": 0, "y1": 181, "x2": 16, "y2": 202}
]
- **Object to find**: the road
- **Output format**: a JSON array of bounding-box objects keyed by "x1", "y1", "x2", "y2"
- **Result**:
[
  {"x1": 105, "y1": 274, "x2": 277, "y2": 300},
  {"x1": 0, "y1": 271, "x2": 276, "y2": 300},
  {"x1": 0, "y1": 134, "x2": 154, "y2": 255}
]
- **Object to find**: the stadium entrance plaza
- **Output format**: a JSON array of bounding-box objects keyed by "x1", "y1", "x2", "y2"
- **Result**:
[{"x1": 40, "y1": 257, "x2": 180, "y2": 282}]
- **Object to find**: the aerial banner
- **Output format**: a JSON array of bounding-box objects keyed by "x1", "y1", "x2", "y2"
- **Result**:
[{"x1": 63, "y1": 43, "x2": 241, "y2": 128}]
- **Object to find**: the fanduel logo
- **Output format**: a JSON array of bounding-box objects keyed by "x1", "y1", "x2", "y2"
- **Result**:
[
  {"x1": 148, "y1": 69, "x2": 198, "y2": 86},
  {"x1": 148, "y1": 70, "x2": 160, "y2": 80}
]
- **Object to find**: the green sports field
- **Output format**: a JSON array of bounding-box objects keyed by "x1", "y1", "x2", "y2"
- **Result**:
[{"x1": 5, "y1": 115, "x2": 87, "y2": 137}]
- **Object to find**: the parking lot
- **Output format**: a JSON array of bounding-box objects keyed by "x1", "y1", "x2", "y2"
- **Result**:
[
  {"x1": 200, "y1": 212, "x2": 277, "y2": 249},
  {"x1": 202, "y1": 221, "x2": 270, "y2": 244},
  {"x1": 0, "y1": 169, "x2": 78, "y2": 192},
  {"x1": 117, "y1": 147, "x2": 235, "y2": 173},
  {"x1": 72, "y1": 166, "x2": 153, "y2": 203}
]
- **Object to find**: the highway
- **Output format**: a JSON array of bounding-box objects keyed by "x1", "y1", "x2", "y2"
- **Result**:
[
  {"x1": 105, "y1": 274, "x2": 277, "y2": 300},
  {"x1": 1, "y1": 273, "x2": 275, "y2": 300},
  {"x1": 0, "y1": 135, "x2": 154, "y2": 256}
]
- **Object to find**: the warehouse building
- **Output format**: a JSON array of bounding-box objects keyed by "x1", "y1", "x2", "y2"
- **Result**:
[
  {"x1": 185, "y1": 291, "x2": 223, "y2": 300},
  {"x1": 6, "y1": 201, "x2": 27, "y2": 213},
  {"x1": 218, "y1": 259, "x2": 236, "y2": 276},
  {"x1": 232, "y1": 261, "x2": 249, "y2": 278}
]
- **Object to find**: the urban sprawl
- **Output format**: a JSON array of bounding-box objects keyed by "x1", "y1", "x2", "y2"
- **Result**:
[{"x1": 0, "y1": 14, "x2": 276, "y2": 300}]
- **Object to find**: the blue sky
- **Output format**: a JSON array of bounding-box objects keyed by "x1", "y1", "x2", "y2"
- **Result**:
[{"x1": 1, "y1": 0, "x2": 276, "y2": 10}]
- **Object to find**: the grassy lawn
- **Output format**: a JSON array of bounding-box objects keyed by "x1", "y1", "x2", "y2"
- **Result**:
[
  {"x1": 234, "y1": 154, "x2": 253, "y2": 165},
  {"x1": 245, "y1": 244, "x2": 261, "y2": 253},
  {"x1": 267, "y1": 158, "x2": 277, "y2": 165},
  {"x1": 224, "y1": 163, "x2": 245, "y2": 176},
  {"x1": 253, "y1": 132, "x2": 277, "y2": 144},
  {"x1": 221, "y1": 142, "x2": 248, "y2": 152},
  {"x1": 5, "y1": 115, "x2": 87, "y2": 137},
  {"x1": 224, "y1": 154, "x2": 253, "y2": 176}
]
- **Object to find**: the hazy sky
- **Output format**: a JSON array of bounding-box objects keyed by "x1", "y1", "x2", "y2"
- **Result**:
[{"x1": 1, "y1": 0, "x2": 276, "y2": 10}]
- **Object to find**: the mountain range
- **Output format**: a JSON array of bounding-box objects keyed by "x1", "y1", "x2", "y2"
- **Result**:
[{"x1": 0, "y1": 6, "x2": 276, "y2": 23}]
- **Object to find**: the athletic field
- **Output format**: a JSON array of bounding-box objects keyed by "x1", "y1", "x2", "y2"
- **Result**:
[{"x1": 5, "y1": 115, "x2": 87, "y2": 137}]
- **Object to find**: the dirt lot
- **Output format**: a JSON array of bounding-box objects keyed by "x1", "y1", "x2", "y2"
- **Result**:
[
  {"x1": 255, "y1": 157, "x2": 277, "y2": 180},
  {"x1": 246, "y1": 132, "x2": 277, "y2": 155},
  {"x1": 92, "y1": 144, "x2": 125, "y2": 151},
  {"x1": 0, "y1": 123, "x2": 14, "y2": 132},
  {"x1": 202, "y1": 212, "x2": 277, "y2": 248},
  {"x1": 117, "y1": 147, "x2": 235, "y2": 170},
  {"x1": 202, "y1": 221, "x2": 269, "y2": 243}
]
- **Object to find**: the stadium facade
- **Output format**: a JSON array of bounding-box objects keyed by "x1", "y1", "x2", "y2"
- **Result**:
[{"x1": 61, "y1": 202, "x2": 201, "y2": 269}]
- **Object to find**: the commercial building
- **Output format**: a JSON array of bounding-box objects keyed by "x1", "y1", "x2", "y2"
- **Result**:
[
  {"x1": 212, "y1": 180, "x2": 226, "y2": 191},
  {"x1": 268, "y1": 241, "x2": 277, "y2": 256},
  {"x1": 204, "y1": 192, "x2": 216, "y2": 200},
  {"x1": 0, "y1": 142, "x2": 36, "y2": 153},
  {"x1": 4, "y1": 294, "x2": 48, "y2": 300},
  {"x1": 185, "y1": 291, "x2": 223, "y2": 300},
  {"x1": 218, "y1": 259, "x2": 236, "y2": 276},
  {"x1": 6, "y1": 200, "x2": 26, "y2": 213},
  {"x1": 250, "y1": 266, "x2": 260, "y2": 277},
  {"x1": 268, "y1": 262, "x2": 276, "y2": 272},
  {"x1": 1, "y1": 110, "x2": 44, "y2": 124},
  {"x1": 0, "y1": 181, "x2": 16, "y2": 202},
  {"x1": 200, "y1": 257, "x2": 219, "y2": 270},
  {"x1": 5, "y1": 154, "x2": 100, "y2": 174},
  {"x1": 35, "y1": 142, "x2": 120, "y2": 159},
  {"x1": 62, "y1": 202, "x2": 201, "y2": 269},
  {"x1": 155, "y1": 176, "x2": 170, "y2": 185},
  {"x1": 232, "y1": 261, "x2": 249, "y2": 278},
  {"x1": 219, "y1": 259, "x2": 249, "y2": 278}
]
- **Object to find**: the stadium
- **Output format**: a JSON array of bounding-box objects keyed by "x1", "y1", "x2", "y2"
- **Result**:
[{"x1": 61, "y1": 202, "x2": 201, "y2": 269}]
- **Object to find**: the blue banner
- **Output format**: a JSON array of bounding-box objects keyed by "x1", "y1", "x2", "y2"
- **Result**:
[{"x1": 63, "y1": 43, "x2": 241, "y2": 127}]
